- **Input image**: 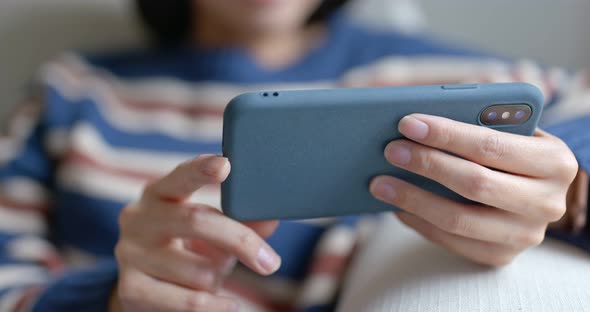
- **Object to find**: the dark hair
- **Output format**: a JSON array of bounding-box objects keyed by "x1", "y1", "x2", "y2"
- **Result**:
[{"x1": 135, "y1": 0, "x2": 349, "y2": 46}]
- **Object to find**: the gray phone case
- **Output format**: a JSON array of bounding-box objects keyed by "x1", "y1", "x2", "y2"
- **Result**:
[{"x1": 222, "y1": 83, "x2": 544, "y2": 221}]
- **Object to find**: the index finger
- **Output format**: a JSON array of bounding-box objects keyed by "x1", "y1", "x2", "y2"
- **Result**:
[
  {"x1": 398, "y1": 114, "x2": 562, "y2": 177},
  {"x1": 144, "y1": 155, "x2": 230, "y2": 202}
]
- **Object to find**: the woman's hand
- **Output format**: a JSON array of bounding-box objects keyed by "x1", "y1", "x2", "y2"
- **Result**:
[
  {"x1": 370, "y1": 114, "x2": 578, "y2": 266},
  {"x1": 111, "y1": 155, "x2": 280, "y2": 312}
]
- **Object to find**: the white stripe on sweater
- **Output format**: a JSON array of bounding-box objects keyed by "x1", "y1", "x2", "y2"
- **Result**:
[
  {"x1": 342, "y1": 56, "x2": 513, "y2": 85},
  {"x1": 0, "y1": 177, "x2": 50, "y2": 208},
  {"x1": 5, "y1": 237, "x2": 56, "y2": 264},
  {"x1": 57, "y1": 161, "x2": 221, "y2": 207},
  {"x1": 0, "y1": 265, "x2": 47, "y2": 289},
  {"x1": 0, "y1": 207, "x2": 46, "y2": 235},
  {"x1": 0, "y1": 140, "x2": 17, "y2": 166},
  {"x1": 57, "y1": 162, "x2": 145, "y2": 203},
  {"x1": 69, "y1": 123, "x2": 194, "y2": 177}
]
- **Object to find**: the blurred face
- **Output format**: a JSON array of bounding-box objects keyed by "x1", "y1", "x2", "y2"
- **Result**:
[{"x1": 194, "y1": 0, "x2": 324, "y2": 36}]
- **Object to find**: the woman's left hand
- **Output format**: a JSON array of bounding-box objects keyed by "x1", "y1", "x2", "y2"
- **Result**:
[{"x1": 370, "y1": 114, "x2": 579, "y2": 266}]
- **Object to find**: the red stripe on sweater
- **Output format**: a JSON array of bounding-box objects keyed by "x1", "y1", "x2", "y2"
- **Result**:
[
  {"x1": 12, "y1": 286, "x2": 43, "y2": 312},
  {"x1": 0, "y1": 196, "x2": 49, "y2": 213},
  {"x1": 120, "y1": 97, "x2": 225, "y2": 118},
  {"x1": 66, "y1": 150, "x2": 158, "y2": 181},
  {"x1": 308, "y1": 253, "x2": 349, "y2": 275}
]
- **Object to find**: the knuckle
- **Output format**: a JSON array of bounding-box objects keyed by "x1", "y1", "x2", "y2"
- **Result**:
[
  {"x1": 417, "y1": 149, "x2": 437, "y2": 174},
  {"x1": 478, "y1": 134, "x2": 506, "y2": 161},
  {"x1": 182, "y1": 266, "x2": 217, "y2": 290},
  {"x1": 237, "y1": 228, "x2": 258, "y2": 248},
  {"x1": 558, "y1": 151, "x2": 579, "y2": 181},
  {"x1": 464, "y1": 169, "x2": 493, "y2": 200},
  {"x1": 188, "y1": 206, "x2": 212, "y2": 231},
  {"x1": 234, "y1": 229, "x2": 263, "y2": 258},
  {"x1": 541, "y1": 199, "x2": 566, "y2": 222},
  {"x1": 184, "y1": 293, "x2": 210, "y2": 311},
  {"x1": 389, "y1": 181, "x2": 408, "y2": 206},
  {"x1": 442, "y1": 213, "x2": 473, "y2": 236},
  {"x1": 174, "y1": 159, "x2": 210, "y2": 190},
  {"x1": 435, "y1": 124, "x2": 454, "y2": 146},
  {"x1": 114, "y1": 240, "x2": 143, "y2": 266}
]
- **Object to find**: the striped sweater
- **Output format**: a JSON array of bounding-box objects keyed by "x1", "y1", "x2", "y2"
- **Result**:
[{"x1": 1, "y1": 14, "x2": 589, "y2": 312}]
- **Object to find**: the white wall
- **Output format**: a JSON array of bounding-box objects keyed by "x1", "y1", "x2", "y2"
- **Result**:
[
  {"x1": 419, "y1": 0, "x2": 590, "y2": 69},
  {"x1": 0, "y1": 0, "x2": 143, "y2": 122}
]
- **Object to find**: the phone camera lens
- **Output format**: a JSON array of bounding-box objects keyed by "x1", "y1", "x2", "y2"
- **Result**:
[
  {"x1": 515, "y1": 110, "x2": 525, "y2": 120},
  {"x1": 487, "y1": 111, "x2": 498, "y2": 120}
]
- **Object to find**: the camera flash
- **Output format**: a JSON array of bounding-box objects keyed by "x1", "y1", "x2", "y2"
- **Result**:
[{"x1": 502, "y1": 112, "x2": 510, "y2": 119}]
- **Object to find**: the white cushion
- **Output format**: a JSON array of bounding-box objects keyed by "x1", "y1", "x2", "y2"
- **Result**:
[{"x1": 338, "y1": 214, "x2": 590, "y2": 312}]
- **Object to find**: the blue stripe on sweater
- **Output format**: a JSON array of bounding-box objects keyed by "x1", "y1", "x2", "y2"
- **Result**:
[
  {"x1": 53, "y1": 191, "x2": 122, "y2": 256},
  {"x1": 0, "y1": 126, "x2": 53, "y2": 184},
  {"x1": 32, "y1": 259, "x2": 118, "y2": 312}
]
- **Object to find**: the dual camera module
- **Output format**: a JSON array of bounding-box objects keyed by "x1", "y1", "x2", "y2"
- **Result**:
[{"x1": 480, "y1": 104, "x2": 531, "y2": 126}]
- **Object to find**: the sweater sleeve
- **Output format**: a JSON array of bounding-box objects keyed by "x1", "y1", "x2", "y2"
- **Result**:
[{"x1": 0, "y1": 90, "x2": 118, "y2": 311}]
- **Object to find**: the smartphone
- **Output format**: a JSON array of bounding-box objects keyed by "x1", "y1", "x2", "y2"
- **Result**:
[{"x1": 221, "y1": 83, "x2": 544, "y2": 221}]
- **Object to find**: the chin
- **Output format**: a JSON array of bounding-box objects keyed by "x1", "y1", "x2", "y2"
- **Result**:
[
  {"x1": 244, "y1": 14, "x2": 308, "y2": 34},
  {"x1": 196, "y1": 0, "x2": 321, "y2": 34}
]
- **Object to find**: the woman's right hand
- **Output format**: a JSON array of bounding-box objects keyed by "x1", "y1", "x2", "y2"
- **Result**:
[{"x1": 110, "y1": 155, "x2": 281, "y2": 312}]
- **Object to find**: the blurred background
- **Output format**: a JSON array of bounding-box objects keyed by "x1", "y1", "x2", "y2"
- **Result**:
[{"x1": 0, "y1": 0, "x2": 589, "y2": 122}]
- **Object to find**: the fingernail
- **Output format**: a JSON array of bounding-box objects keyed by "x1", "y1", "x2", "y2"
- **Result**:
[
  {"x1": 399, "y1": 116, "x2": 429, "y2": 140},
  {"x1": 371, "y1": 179, "x2": 396, "y2": 201},
  {"x1": 257, "y1": 246, "x2": 281, "y2": 274},
  {"x1": 201, "y1": 156, "x2": 228, "y2": 176},
  {"x1": 385, "y1": 143, "x2": 411, "y2": 165}
]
